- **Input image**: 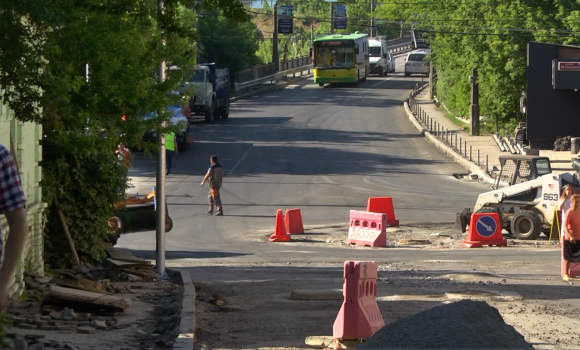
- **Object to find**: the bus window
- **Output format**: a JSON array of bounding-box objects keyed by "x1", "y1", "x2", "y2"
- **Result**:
[{"x1": 315, "y1": 47, "x2": 355, "y2": 68}]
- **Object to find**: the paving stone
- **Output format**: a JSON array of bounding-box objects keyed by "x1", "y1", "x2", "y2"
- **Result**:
[
  {"x1": 61, "y1": 308, "x2": 76, "y2": 318},
  {"x1": 94, "y1": 320, "x2": 108, "y2": 330},
  {"x1": 29, "y1": 343, "x2": 44, "y2": 349},
  {"x1": 54, "y1": 325, "x2": 70, "y2": 331},
  {"x1": 25, "y1": 335, "x2": 45, "y2": 341},
  {"x1": 40, "y1": 316, "x2": 52, "y2": 321},
  {"x1": 49, "y1": 311, "x2": 62, "y2": 320},
  {"x1": 63, "y1": 343, "x2": 80, "y2": 350},
  {"x1": 18, "y1": 323, "x2": 38, "y2": 330},
  {"x1": 78, "y1": 321, "x2": 91, "y2": 327},
  {"x1": 77, "y1": 326, "x2": 96, "y2": 334},
  {"x1": 36, "y1": 321, "x2": 49, "y2": 326},
  {"x1": 39, "y1": 325, "x2": 54, "y2": 330},
  {"x1": 13, "y1": 338, "x2": 28, "y2": 349}
]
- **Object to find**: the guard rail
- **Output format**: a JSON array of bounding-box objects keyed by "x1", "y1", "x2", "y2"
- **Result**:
[{"x1": 232, "y1": 39, "x2": 414, "y2": 93}]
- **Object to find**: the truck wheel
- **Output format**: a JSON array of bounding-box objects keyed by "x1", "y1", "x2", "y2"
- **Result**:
[
  {"x1": 405, "y1": 72, "x2": 411, "y2": 77},
  {"x1": 318, "y1": 83, "x2": 324, "y2": 87},
  {"x1": 510, "y1": 210, "x2": 542, "y2": 240},
  {"x1": 219, "y1": 97, "x2": 230, "y2": 119},
  {"x1": 205, "y1": 101, "x2": 214, "y2": 123},
  {"x1": 379, "y1": 67, "x2": 384, "y2": 77},
  {"x1": 213, "y1": 98, "x2": 220, "y2": 120}
]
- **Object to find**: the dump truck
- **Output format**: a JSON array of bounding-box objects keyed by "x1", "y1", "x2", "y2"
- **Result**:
[
  {"x1": 456, "y1": 155, "x2": 580, "y2": 240},
  {"x1": 177, "y1": 63, "x2": 230, "y2": 123}
]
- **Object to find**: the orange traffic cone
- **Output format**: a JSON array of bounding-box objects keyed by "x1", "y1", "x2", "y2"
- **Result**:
[{"x1": 269, "y1": 209, "x2": 291, "y2": 242}]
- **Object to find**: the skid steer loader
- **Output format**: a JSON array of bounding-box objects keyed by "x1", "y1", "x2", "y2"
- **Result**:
[{"x1": 456, "y1": 155, "x2": 580, "y2": 240}]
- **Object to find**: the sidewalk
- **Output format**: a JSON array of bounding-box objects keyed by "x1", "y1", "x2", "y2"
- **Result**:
[{"x1": 406, "y1": 85, "x2": 575, "y2": 187}]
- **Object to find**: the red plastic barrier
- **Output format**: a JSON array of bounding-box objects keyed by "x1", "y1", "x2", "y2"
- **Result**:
[
  {"x1": 269, "y1": 209, "x2": 291, "y2": 242},
  {"x1": 333, "y1": 261, "x2": 385, "y2": 340},
  {"x1": 348, "y1": 211, "x2": 387, "y2": 247},
  {"x1": 561, "y1": 243, "x2": 580, "y2": 278},
  {"x1": 462, "y1": 212, "x2": 507, "y2": 248},
  {"x1": 285, "y1": 208, "x2": 304, "y2": 234},
  {"x1": 366, "y1": 197, "x2": 399, "y2": 227}
]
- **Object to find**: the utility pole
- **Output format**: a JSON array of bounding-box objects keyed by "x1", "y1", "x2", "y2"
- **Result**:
[
  {"x1": 329, "y1": 2, "x2": 334, "y2": 34},
  {"x1": 428, "y1": 59, "x2": 434, "y2": 100},
  {"x1": 370, "y1": 0, "x2": 375, "y2": 37},
  {"x1": 272, "y1": 3, "x2": 279, "y2": 71},
  {"x1": 156, "y1": 0, "x2": 167, "y2": 278},
  {"x1": 469, "y1": 68, "x2": 480, "y2": 136}
]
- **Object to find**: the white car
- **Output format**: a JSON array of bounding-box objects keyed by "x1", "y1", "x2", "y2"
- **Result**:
[{"x1": 404, "y1": 50, "x2": 430, "y2": 77}]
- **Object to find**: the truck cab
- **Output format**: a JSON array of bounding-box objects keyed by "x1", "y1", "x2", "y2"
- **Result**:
[
  {"x1": 368, "y1": 37, "x2": 393, "y2": 76},
  {"x1": 178, "y1": 63, "x2": 230, "y2": 123}
]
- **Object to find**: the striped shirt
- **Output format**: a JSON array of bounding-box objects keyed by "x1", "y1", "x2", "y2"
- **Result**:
[{"x1": 0, "y1": 144, "x2": 27, "y2": 257}]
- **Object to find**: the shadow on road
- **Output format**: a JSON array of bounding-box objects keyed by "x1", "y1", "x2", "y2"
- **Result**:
[{"x1": 129, "y1": 249, "x2": 252, "y2": 260}]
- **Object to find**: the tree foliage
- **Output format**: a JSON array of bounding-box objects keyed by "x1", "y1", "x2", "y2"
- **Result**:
[
  {"x1": 199, "y1": 10, "x2": 261, "y2": 72},
  {"x1": 377, "y1": 0, "x2": 580, "y2": 132},
  {"x1": 1, "y1": 0, "x2": 251, "y2": 267}
]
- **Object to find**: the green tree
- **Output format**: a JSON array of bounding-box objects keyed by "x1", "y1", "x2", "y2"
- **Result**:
[
  {"x1": 199, "y1": 10, "x2": 260, "y2": 72},
  {"x1": 0, "y1": 0, "x2": 251, "y2": 267},
  {"x1": 376, "y1": 0, "x2": 580, "y2": 133}
]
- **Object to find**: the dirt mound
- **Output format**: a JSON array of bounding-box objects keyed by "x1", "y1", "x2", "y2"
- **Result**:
[
  {"x1": 359, "y1": 300, "x2": 533, "y2": 349},
  {"x1": 554, "y1": 136, "x2": 572, "y2": 151}
]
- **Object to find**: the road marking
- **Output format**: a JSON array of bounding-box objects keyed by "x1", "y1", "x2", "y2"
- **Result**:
[
  {"x1": 371, "y1": 73, "x2": 404, "y2": 87},
  {"x1": 228, "y1": 145, "x2": 253, "y2": 175}
]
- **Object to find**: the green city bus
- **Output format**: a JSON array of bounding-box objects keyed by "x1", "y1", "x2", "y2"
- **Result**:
[{"x1": 313, "y1": 32, "x2": 370, "y2": 86}]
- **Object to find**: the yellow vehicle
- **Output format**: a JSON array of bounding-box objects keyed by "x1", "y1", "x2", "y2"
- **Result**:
[{"x1": 313, "y1": 32, "x2": 370, "y2": 86}]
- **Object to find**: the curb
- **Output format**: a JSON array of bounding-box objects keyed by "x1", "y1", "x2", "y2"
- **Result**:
[
  {"x1": 230, "y1": 72, "x2": 313, "y2": 102},
  {"x1": 404, "y1": 94, "x2": 496, "y2": 188},
  {"x1": 167, "y1": 268, "x2": 196, "y2": 349}
]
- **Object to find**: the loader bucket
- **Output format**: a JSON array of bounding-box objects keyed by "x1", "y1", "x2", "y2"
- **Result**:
[{"x1": 455, "y1": 208, "x2": 472, "y2": 233}]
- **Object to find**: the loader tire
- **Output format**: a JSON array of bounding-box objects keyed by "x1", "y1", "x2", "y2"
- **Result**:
[
  {"x1": 510, "y1": 210, "x2": 542, "y2": 240},
  {"x1": 475, "y1": 207, "x2": 504, "y2": 230}
]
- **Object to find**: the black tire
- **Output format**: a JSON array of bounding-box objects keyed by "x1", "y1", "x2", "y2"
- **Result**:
[
  {"x1": 319, "y1": 83, "x2": 324, "y2": 87},
  {"x1": 404, "y1": 72, "x2": 411, "y2": 77},
  {"x1": 219, "y1": 97, "x2": 230, "y2": 119},
  {"x1": 379, "y1": 67, "x2": 384, "y2": 77},
  {"x1": 204, "y1": 101, "x2": 214, "y2": 123},
  {"x1": 213, "y1": 98, "x2": 220, "y2": 120},
  {"x1": 475, "y1": 207, "x2": 504, "y2": 231},
  {"x1": 510, "y1": 210, "x2": 542, "y2": 240}
]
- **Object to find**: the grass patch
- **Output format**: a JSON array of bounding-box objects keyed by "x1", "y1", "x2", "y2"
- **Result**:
[
  {"x1": 445, "y1": 112, "x2": 469, "y2": 131},
  {"x1": 0, "y1": 311, "x2": 11, "y2": 348}
]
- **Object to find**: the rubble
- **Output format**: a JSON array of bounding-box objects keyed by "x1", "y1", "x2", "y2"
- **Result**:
[{"x1": 1, "y1": 248, "x2": 180, "y2": 350}]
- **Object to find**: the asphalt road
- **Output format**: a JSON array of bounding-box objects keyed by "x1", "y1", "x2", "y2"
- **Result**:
[{"x1": 119, "y1": 55, "x2": 559, "y2": 266}]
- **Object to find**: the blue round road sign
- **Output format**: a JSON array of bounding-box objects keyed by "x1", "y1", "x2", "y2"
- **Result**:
[{"x1": 476, "y1": 215, "x2": 497, "y2": 237}]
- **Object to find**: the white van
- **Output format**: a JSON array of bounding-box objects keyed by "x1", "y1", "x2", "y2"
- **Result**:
[{"x1": 368, "y1": 37, "x2": 395, "y2": 76}]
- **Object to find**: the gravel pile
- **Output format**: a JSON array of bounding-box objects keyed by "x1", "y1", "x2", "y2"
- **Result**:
[{"x1": 359, "y1": 300, "x2": 533, "y2": 349}]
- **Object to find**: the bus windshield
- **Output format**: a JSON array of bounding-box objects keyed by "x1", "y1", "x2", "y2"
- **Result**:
[
  {"x1": 315, "y1": 47, "x2": 355, "y2": 68},
  {"x1": 369, "y1": 47, "x2": 382, "y2": 57}
]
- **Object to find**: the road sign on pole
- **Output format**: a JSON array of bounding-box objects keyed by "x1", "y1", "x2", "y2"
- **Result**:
[
  {"x1": 278, "y1": 5, "x2": 293, "y2": 34},
  {"x1": 334, "y1": 5, "x2": 347, "y2": 29}
]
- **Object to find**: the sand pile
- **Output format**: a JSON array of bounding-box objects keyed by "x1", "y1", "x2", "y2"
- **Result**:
[{"x1": 359, "y1": 300, "x2": 533, "y2": 349}]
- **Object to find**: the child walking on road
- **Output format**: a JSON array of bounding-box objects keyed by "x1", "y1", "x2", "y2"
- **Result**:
[
  {"x1": 563, "y1": 194, "x2": 580, "y2": 281},
  {"x1": 201, "y1": 155, "x2": 224, "y2": 216}
]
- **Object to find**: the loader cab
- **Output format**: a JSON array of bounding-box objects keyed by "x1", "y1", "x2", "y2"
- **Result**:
[{"x1": 493, "y1": 155, "x2": 551, "y2": 190}]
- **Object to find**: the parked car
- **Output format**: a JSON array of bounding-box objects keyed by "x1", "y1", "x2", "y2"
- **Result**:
[
  {"x1": 404, "y1": 50, "x2": 430, "y2": 77},
  {"x1": 141, "y1": 96, "x2": 191, "y2": 152}
]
